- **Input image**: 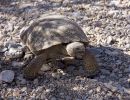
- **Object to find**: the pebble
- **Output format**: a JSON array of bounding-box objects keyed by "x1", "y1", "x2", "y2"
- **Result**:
[
  {"x1": 21, "y1": 87, "x2": 27, "y2": 92},
  {"x1": 51, "y1": 72, "x2": 61, "y2": 79},
  {"x1": 4, "y1": 44, "x2": 23, "y2": 59},
  {"x1": 7, "y1": 22, "x2": 14, "y2": 32},
  {"x1": 127, "y1": 79, "x2": 130, "y2": 83},
  {"x1": 106, "y1": 36, "x2": 113, "y2": 44},
  {"x1": 0, "y1": 70, "x2": 15, "y2": 83},
  {"x1": 4, "y1": 49, "x2": 23, "y2": 59},
  {"x1": 12, "y1": 88, "x2": 20, "y2": 97},
  {"x1": 88, "y1": 89, "x2": 93, "y2": 94},
  {"x1": 45, "y1": 89, "x2": 51, "y2": 93},
  {"x1": 0, "y1": 46, "x2": 7, "y2": 53},
  {"x1": 96, "y1": 86, "x2": 101, "y2": 92},
  {"x1": 40, "y1": 64, "x2": 51, "y2": 72}
]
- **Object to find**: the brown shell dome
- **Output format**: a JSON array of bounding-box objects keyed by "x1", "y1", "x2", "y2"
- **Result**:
[{"x1": 20, "y1": 15, "x2": 88, "y2": 53}]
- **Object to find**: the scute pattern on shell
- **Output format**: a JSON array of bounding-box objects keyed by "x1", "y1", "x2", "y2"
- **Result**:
[{"x1": 20, "y1": 15, "x2": 88, "y2": 53}]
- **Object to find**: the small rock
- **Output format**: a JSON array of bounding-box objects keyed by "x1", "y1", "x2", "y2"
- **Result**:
[
  {"x1": 7, "y1": 22, "x2": 14, "y2": 32},
  {"x1": 109, "y1": 0, "x2": 121, "y2": 6},
  {"x1": 13, "y1": 88, "x2": 20, "y2": 97},
  {"x1": 0, "y1": 70, "x2": 15, "y2": 83},
  {"x1": 107, "y1": 36, "x2": 113, "y2": 44},
  {"x1": 127, "y1": 79, "x2": 130, "y2": 83},
  {"x1": 83, "y1": 26, "x2": 91, "y2": 33},
  {"x1": 125, "y1": 44, "x2": 130, "y2": 49},
  {"x1": 57, "y1": 69, "x2": 66, "y2": 75},
  {"x1": 45, "y1": 89, "x2": 51, "y2": 93},
  {"x1": 51, "y1": 72, "x2": 61, "y2": 79},
  {"x1": 0, "y1": 46, "x2": 7, "y2": 53},
  {"x1": 4, "y1": 47, "x2": 23, "y2": 59},
  {"x1": 73, "y1": 86, "x2": 79, "y2": 91},
  {"x1": 96, "y1": 86, "x2": 101, "y2": 92},
  {"x1": 40, "y1": 64, "x2": 51, "y2": 72},
  {"x1": 88, "y1": 89, "x2": 93, "y2": 94},
  {"x1": 21, "y1": 87, "x2": 27, "y2": 92},
  {"x1": 4, "y1": 42, "x2": 23, "y2": 59}
]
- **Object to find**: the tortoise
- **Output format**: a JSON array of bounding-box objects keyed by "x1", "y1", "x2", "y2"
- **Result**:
[{"x1": 20, "y1": 15, "x2": 99, "y2": 79}]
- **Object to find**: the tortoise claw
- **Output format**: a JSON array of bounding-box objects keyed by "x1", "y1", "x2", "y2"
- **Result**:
[{"x1": 24, "y1": 53, "x2": 34, "y2": 63}]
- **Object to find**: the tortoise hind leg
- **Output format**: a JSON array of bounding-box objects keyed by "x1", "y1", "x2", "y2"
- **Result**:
[{"x1": 23, "y1": 53, "x2": 47, "y2": 79}]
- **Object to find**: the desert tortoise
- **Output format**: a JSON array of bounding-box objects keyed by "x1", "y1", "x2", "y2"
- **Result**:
[{"x1": 20, "y1": 15, "x2": 99, "y2": 79}]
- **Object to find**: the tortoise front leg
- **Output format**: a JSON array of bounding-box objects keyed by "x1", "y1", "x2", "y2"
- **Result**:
[
  {"x1": 83, "y1": 49, "x2": 99, "y2": 77},
  {"x1": 23, "y1": 53, "x2": 47, "y2": 79},
  {"x1": 23, "y1": 46, "x2": 34, "y2": 64}
]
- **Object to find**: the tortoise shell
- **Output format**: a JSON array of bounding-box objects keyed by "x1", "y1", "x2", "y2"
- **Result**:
[{"x1": 20, "y1": 15, "x2": 88, "y2": 54}]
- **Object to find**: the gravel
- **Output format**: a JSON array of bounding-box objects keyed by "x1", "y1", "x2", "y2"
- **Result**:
[{"x1": 0, "y1": 0, "x2": 130, "y2": 99}]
